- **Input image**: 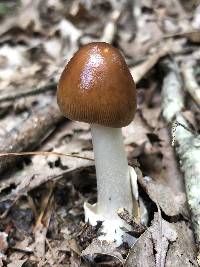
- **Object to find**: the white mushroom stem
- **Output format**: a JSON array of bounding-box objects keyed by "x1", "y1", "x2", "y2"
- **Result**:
[
  {"x1": 84, "y1": 124, "x2": 135, "y2": 245},
  {"x1": 91, "y1": 124, "x2": 133, "y2": 217}
]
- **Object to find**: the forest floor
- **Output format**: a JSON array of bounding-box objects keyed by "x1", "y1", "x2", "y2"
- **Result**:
[{"x1": 0, "y1": 0, "x2": 200, "y2": 266}]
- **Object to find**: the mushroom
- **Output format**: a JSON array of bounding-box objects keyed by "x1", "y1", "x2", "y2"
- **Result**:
[{"x1": 57, "y1": 42, "x2": 137, "y2": 244}]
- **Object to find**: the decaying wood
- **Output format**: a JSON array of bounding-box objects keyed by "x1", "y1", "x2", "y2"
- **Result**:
[
  {"x1": 0, "y1": 100, "x2": 63, "y2": 175},
  {"x1": 161, "y1": 59, "x2": 200, "y2": 259},
  {"x1": 0, "y1": 83, "x2": 56, "y2": 103},
  {"x1": 33, "y1": 183, "x2": 54, "y2": 258}
]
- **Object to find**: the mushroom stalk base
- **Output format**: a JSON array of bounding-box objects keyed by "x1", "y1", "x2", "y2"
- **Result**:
[
  {"x1": 84, "y1": 202, "x2": 135, "y2": 245},
  {"x1": 84, "y1": 124, "x2": 134, "y2": 245}
]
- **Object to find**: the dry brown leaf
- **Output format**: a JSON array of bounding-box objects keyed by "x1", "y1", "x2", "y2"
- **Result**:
[
  {"x1": 165, "y1": 221, "x2": 198, "y2": 266},
  {"x1": 125, "y1": 228, "x2": 155, "y2": 267},
  {"x1": 125, "y1": 213, "x2": 197, "y2": 267},
  {"x1": 149, "y1": 213, "x2": 177, "y2": 266},
  {"x1": 82, "y1": 239, "x2": 124, "y2": 264},
  {"x1": 0, "y1": 149, "x2": 93, "y2": 202},
  {"x1": 139, "y1": 175, "x2": 188, "y2": 218}
]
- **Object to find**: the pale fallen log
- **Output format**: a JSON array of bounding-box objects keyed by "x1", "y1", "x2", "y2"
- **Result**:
[{"x1": 161, "y1": 59, "x2": 200, "y2": 259}]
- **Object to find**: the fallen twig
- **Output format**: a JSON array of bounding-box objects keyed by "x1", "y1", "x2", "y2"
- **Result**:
[
  {"x1": 0, "y1": 83, "x2": 56, "y2": 103},
  {"x1": 161, "y1": 59, "x2": 200, "y2": 261},
  {"x1": 33, "y1": 182, "x2": 54, "y2": 258},
  {"x1": 0, "y1": 100, "x2": 64, "y2": 174},
  {"x1": 181, "y1": 62, "x2": 200, "y2": 106},
  {"x1": 163, "y1": 30, "x2": 200, "y2": 40},
  {"x1": 130, "y1": 42, "x2": 172, "y2": 84},
  {"x1": 101, "y1": 9, "x2": 120, "y2": 43},
  {"x1": 0, "y1": 151, "x2": 94, "y2": 161}
]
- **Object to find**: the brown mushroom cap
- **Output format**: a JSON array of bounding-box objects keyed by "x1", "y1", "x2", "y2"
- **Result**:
[{"x1": 57, "y1": 42, "x2": 136, "y2": 127}]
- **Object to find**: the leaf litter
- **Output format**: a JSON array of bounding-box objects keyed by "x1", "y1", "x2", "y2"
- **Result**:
[{"x1": 0, "y1": 0, "x2": 200, "y2": 266}]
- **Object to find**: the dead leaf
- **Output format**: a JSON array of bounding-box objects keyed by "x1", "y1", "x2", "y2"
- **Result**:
[
  {"x1": 125, "y1": 229, "x2": 155, "y2": 267},
  {"x1": 149, "y1": 213, "x2": 177, "y2": 267},
  {"x1": 82, "y1": 239, "x2": 124, "y2": 264},
  {"x1": 138, "y1": 175, "x2": 188, "y2": 218},
  {"x1": 165, "y1": 221, "x2": 198, "y2": 266},
  {"x1": 125, "y1": 213, "x2": 197, "y2": 267}
]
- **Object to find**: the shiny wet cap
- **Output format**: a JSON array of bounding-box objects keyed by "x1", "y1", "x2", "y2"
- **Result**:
[{"x1": 57, "y1": 42, "x2": 136, "y2": 127}]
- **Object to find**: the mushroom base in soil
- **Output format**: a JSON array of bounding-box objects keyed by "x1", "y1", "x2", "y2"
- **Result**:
[{"x1": 84, "y1": 124, "x2": 138, "y2": 245}]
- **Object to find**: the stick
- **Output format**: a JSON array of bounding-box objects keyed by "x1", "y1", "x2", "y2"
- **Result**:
[
  {"x1": 0, "y1": 100, "x2": 63, "y2": 174},
  {"x1": 181, "y1": 62, "x2": 200, "y2": 106},
  {"x1": 0, "y1": 83, "x2": 56, "y2": 103},
  {"x1": 161, "y1": 59, "x2": 200, "y2": 260},
  {"x1": 130, "y1": 42, "x2": 172, "y2": 84},
  {"x1": 0, "y1": 151, "x2": 94, "y2": 161},
  {"x1": 100, "y1": 9, "x2": 120, "y2": 44}
]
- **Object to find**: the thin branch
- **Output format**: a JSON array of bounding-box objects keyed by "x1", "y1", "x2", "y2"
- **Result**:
[
  {"x1": 181, "y1": 62, "x2": 200, "y2": 106},
  {"x1": 101, "y1": 9, "x2": 120, "y2": 43},
  {"x1": 163, "y1": 30, "x2": 200, "y2": 40},
  {"x1": 0, "y1": 151, "x2": 94, "y2": 161},
  {"x1": 0, "y1": 82, "x2": 56, "y2": 103},
  {"x1": 130, "y1": 42, "x2": 172, "y2": 84}
]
